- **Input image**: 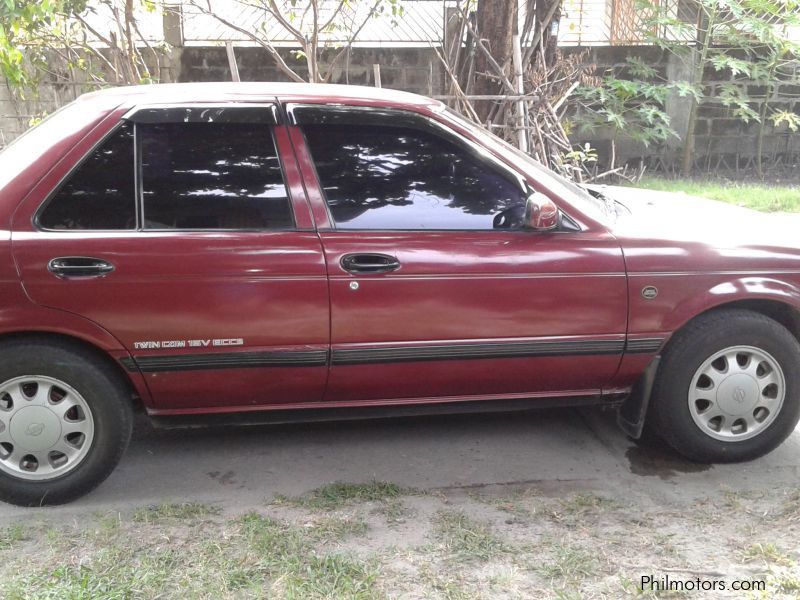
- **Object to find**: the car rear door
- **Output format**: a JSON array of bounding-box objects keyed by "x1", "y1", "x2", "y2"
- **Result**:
[
  {"x1": 11, "y1": 103, "x2": 329, "y2": 412},
  {"x1": 288, "y1": 104, "x2": 628, "y2": 404}
]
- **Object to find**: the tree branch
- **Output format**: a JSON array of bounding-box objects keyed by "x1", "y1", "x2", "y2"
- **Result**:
[
  {"x1": 323, "y1": 0, "x2": 381, "y2": 82},
  {"x1": 192, "y1": 0, "x2": 305, "y2": 82}
]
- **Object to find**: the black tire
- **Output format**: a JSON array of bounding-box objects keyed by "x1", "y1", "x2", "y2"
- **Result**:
[
  {"x1": 650, "y1": 309, "x2": 800, "y2": 463},
  {"x1": 0, "y1": 338, "x2": 133, "y2": 506}
]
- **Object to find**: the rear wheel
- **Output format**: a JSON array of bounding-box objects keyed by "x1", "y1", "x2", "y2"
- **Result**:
[
  {"x1": 0, "y1": 340, "x2": 132, "y2": 506},
  {"x1": 650, "y1": 309, "x2": 800, "y2": 462}
]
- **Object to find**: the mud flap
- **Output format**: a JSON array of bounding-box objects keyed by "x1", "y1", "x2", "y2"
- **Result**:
[{"x1": 617, "y1": 356, "x2": 661, "y2": 439}]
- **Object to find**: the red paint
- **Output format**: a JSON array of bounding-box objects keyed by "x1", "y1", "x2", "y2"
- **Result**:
[{"x1": 0, "y1": 83, "x2": 798, "y2": 417}]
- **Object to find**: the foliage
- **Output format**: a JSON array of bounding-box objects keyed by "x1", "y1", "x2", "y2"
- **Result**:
[
  {"x1": 636, "y1": 0, "x2": 800, "y2": 175},
  {"x1": 0, "y1": 0, "x2": 82, "y2": 90},
  {"x1": 555, "y1": 142, "x2": 600, "y2": 182},
  {"x1": 573, "y1": 57, "x2": 678, "y2": 150},
  {"x1": 0, "y1": 0, "x2": 160, "y2": 98}
]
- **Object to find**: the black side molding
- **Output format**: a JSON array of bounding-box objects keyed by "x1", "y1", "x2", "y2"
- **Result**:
[
  {"x1": 121, "y1": 350, "x2": 328, "y2": 373},
  {"x1": 331, "y1": 339, "x2": 627, "y2": 365}
]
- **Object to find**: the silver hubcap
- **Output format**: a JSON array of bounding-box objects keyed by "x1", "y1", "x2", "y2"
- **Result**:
[
  {"x1": 0, "y1": 376, "x2": 94, "y2": 480},
  {"x1": 688, "y1": 345, "x2": 785, "y2": 442}
]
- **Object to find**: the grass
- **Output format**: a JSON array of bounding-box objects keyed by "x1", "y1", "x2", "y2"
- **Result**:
[
  {"x1": 780, "y1": 489, "x2": 800, "y2": 518},
  {"x1": 236, "y1": 513, "x2": 380, "y2": 598},
  {"x1": 742, "y1": 542, "x2": 795, "y2": 567},
  {"x1": 3, "y1": 482, "x2": 800, "y2": 599},
  {"x1": 547, "y1": 492, "x2": 617, "y2": 524},
  {"x1": 432, "y1": 510, "x2": 509, "y2": 561},
  {"x1": 132, "y1": 502, "x2": 221, "y2": 523},
  {"x1": 272, "y1": 481, "x2": 408, "y2": 510},
  {"x1": 371, "y1": 498, "x2": 414, "y2": 525},
  {"x1": 302, "y1": 515, "x2": 370, "y2": 542},
  {"x1": 632, "y1": 176, "x2": 800, "y2": 212},
  {"x1": 0, "y1": 524, "x2": 27, "y2": 549},
  {"x1": 538, "y1": 542, "x2": 600, "y2": 580},
  {"x1": 1, "y1": 511, "x2": 381, "y2": 600}
]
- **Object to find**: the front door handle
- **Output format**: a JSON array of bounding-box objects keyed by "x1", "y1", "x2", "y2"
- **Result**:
[
  {"x1": 340, "y1": 253, "x2": 400, "y2": 274},
  {"x1": 48, "y1": 257, "x2": 115, "y2": 278}
]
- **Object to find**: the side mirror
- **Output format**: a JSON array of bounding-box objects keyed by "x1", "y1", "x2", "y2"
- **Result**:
[{"x1": 524, "y1": 192, "x2": 559, "y2": 231}]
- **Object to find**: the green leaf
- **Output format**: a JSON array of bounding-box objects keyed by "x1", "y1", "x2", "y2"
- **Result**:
[{"x1": 770, "y1": 110, "x2": 800, "y2": 132}]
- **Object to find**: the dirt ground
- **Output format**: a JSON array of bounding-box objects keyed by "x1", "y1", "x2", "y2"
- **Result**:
[{"x1": 0, "y1": 407, "x2": 799, "y2": 598}]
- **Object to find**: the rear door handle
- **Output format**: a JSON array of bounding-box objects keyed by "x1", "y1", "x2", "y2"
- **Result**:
[
  {"x1": 48, "y1": 257, "x2": 115, "y2": 278},
  {"x1": 340, "y1": 253, "x2": 400, "y2": 274}
]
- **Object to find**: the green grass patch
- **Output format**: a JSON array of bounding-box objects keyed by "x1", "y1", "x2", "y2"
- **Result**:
[
  {"x1": 237, "y1": 512, "x2": 380, "y2": 598},
  {"x1": 305, "y1": 516, "x2": 370, "y2": 543},
  {"x1": 538, "y1": 542, "x2": 600, "y2": 580},
  {"x1": 548, "y1": 493, "x2": 617, "y2": 524},
  {"x1": 372, "y1": 497, "x2": 415, "y2": 525},
  {"x1": 631, "y1": 177, "x2": 800, "y2": 212},
  {"x1": 132, "y1": 502, "x2": 221, "y2": 523},
  {"x1": 0, "y1": 524, "x2": 27, "y2": 550},
  {"x1": 742, "y1": 542, "x2": 795, "y2": 567},
  {"x1": 433, "y1": 510, "x2": 509, "y2": 561},
  {"x1": 1, "y1": 511, "x2": 381, "y2": 600},
  {"x1": 272, "y1": 481, "x2": 408, "y2": 510}
]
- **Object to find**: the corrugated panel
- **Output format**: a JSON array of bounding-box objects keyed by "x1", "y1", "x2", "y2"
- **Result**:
[
  {"x1": 559, "y1": 0, "x2": 612, "y2": 46},
  {"x1": 182, "y1": 0, "x2": 444, "y2": 46},
  {"x1": 80, "y1": 0, "x2": 164, "y2": 42}
]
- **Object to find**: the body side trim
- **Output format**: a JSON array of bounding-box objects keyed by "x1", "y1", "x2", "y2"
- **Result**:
[
  {"x1": 122, "y1": 350, "x2": 329, "y2": 372},
  {"x1": 120, "y1": 335, "x2": 664, "y2": 373}
]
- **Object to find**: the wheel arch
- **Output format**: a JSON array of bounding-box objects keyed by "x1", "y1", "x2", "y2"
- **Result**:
[
  {"x1": 0, "y1": 330, "x2": 148, "y2": 410},
  {"x1": 664, "y1": 297, "x2": 800, "y2": 354},
  {"x1": 619, "y1": 296, "x2": 800, "y2": 440}
]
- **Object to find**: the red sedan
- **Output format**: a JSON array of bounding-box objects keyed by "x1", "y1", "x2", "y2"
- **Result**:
[{"x1": 0, "y1": 83, "x2": 797, "y2": 505}]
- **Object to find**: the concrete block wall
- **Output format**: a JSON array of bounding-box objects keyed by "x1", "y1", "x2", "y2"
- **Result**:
[
  {"x1": 567, "y1": 45, "x2": 800, "y2": 170},
  {"x1": 1, "y1": 43, "x2": 797, "y2": 173},
  {"x1": 0, "y1": 82, "x2": 27, "y2": 147},
  {"x1": 178, "y1": 46, "x2": 442, "y2": 96}
]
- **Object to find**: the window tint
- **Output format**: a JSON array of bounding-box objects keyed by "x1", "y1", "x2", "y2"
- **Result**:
[
  {"x1": 39, "y1": 122, "x2": 135, "y2": 230},
  {"x1": 140, "y1": 122, "x2": 293, "y2": 230},
  {"x1": 303, "y1": 124, "x2": 526, "y2": 230}
]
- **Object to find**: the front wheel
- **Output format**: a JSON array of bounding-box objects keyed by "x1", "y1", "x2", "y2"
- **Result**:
[
  {"x1": 650, "y1": 309, "x2": 800, "y2": 462},
  {"x1": 0, "y1": 340, "x2": 133, "y2": 506}
]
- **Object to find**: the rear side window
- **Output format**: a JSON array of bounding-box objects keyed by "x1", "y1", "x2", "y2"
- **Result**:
[
  {"x1": 303, "y1": 124, "x2": 526, "y2": 230},
  {"x1": 139, "y1": 122, "x2": 293, "y2": 230},
  {"x1": 38, "y1": 122, "x2": 136, "y2": 230}
]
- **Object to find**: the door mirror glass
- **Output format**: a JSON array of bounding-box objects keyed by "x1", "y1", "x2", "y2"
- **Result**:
[{"x1": 524, "y1": 192, "x2": 559, "y2": 231}]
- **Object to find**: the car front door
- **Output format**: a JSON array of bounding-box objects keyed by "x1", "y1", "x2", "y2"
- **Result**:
[
  {"x1": 289, "y1": 104, "x2": 628, "y2": 404},
  {"x1": 12, "y1": 104, "x2": 329, "y2": 412}
]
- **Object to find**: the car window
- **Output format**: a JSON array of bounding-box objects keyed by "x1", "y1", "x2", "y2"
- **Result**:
[
  {"x1": 38, "y1": 122, "x2": 136, "y2": 230},
  {"x1": 440, "y1": 107, "x2": 609, "y2": 223},
  {"x1": 139, "y1": 122, "x2": 293, "y2": 230},
  {"x1": 303, "y1": 124, "x2": 527, "y2": 230}
]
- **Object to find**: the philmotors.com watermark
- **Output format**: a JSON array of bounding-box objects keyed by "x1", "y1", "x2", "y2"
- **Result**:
[{"x1": 641, "y1": 574, "x2": 766, "y2": 593}]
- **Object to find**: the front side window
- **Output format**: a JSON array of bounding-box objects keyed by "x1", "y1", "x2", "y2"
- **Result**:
[
  {"x1": 38, "y1": 122, "x2": 136, "y2": 230},
  {"x1": 303, "y1": 124, "x2": 527, "y2": 230},
  {"x1": 139, "y1": 122, "x2": 293, "y2": 230}
]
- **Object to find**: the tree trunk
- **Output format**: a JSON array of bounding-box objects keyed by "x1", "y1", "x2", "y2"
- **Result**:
[
  {"x1": 473, "y1": 0, "x2": 517, "y2": 120},
  {"x1": 681, "y1": 6, "x2": 713, "y2": 177}
]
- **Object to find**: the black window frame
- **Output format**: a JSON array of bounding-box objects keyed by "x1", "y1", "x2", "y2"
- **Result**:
[
  {"x1": 34, "y1": 120, "x2": 138, "y2": 232},
  {"x1": 289, "y1": 103, "x2": 537, "y2": 233},
  {"x1": 34, "y1": 103, "x2": 297, "y2": 233}
]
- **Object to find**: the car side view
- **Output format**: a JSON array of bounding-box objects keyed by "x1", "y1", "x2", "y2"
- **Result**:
[{"x1": 0, "y1": 82, "x2": 798, "y2": 506}]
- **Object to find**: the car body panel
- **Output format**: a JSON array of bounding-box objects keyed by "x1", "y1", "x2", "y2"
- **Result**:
[
  {"x1": 8, "y1": 101, "x2": 330, "y2": 410},
  {"x1": 0, "y1": 83, "x2": 797, "y2": 417},
  {"x1": 317, "y1": 230, "x2": 628, "y2": 401}
]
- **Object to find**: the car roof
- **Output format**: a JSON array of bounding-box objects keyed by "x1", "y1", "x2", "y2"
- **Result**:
[{"x1": 77, "y1": 82, "x2": 443, "y2": 110}]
